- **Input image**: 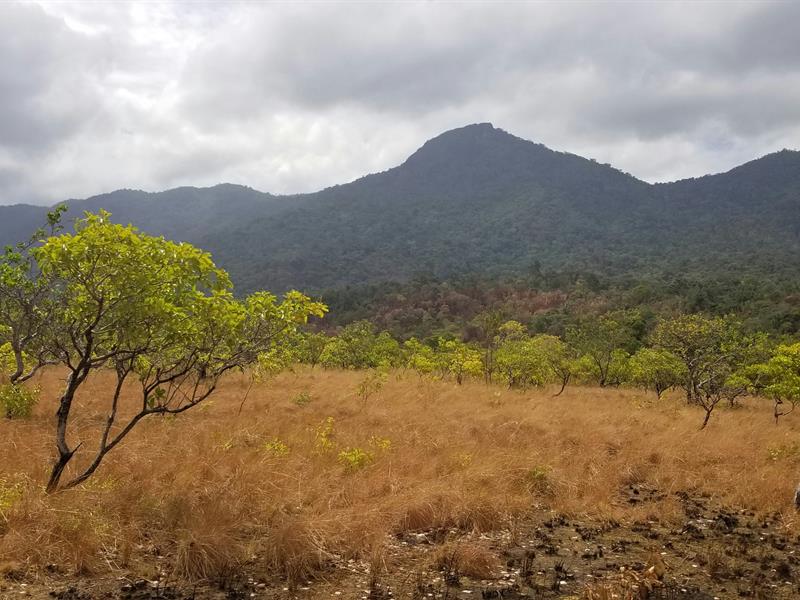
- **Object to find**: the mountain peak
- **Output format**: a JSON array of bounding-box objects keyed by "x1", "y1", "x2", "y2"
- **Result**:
[
  {"x1": 414, "y1": 122, "x2": 514, "y2": 150},
  {"x1": 401, "y1": 122, "x2": 540, "y2": 171}
]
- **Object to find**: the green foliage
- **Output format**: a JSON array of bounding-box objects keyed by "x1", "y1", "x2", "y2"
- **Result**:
[
  {"x1": 320, "y1": 321, "x2": 400, "y2": 369},
  {"x1": 313, "y1": 417, "x2": 336, "y2": 454},
  {"x1": 323, "y1": 270, "x2": 800, "y2": 344},
  {"x1": 263, "y1": 438, "x2": 290, "y2": 457},
  {"x1": 605, "y1": 349, "x2": 632, "y2": 387},
  {"x1": 292, "y1": 391, "x2": 312, "y2": 407},
  {"x1": 0, "y1": 342, "x2": 32, "y2": 383},
  {"x1": 333, "y1": 433, "x2": 390, "y2": 472},
  {"x1": 436, "y1": 338, "x2": 483, "y2": 384},
  {"x1": 403, "y1": 337, "x2": 438, "y2": 376},
  {"x1": 497, "y1": 320, "x2": 527, "y2": 342},
  {"x1": 0, "y1": 205, "x2": 66, "y2": 386},
  {"x1": 296, "y1": 332, "x2": 330, "y2": 368},
  {"x1": 338, "y1": 447, "x2": 373, "y2": 471},
  {"x1": 3, "y1": 129, "x2": 800, "y2": 307},
  {"x1": 628, "y1": 348, "x2": 686, "y2": 398},
  {"x1": 0, "y1": 477, "x2": 23, "y2": 519},
  {"x1": 650, "y1": 314, "x2": 746, "y2": 404},
  {"x1": 368, "y1": 435, "x2": 392, "y2": 453},
  {"x1": 649, "y1": 314, "x2": 762, "y2": 427},
  {"x1": 524, "y1": 465, "x2": 554, "y2": 496},
  {"x1": 495, "y1": 333, "x2": 580, "y2": 390},
  {"x1": 24, "y1": 211, "x2": 326, "y2": 491},
  {"x1": 0, "y1": 383, "x2": 38, "y2": 419},
  {"x1": 496, "y1": 338, "x2": 546, "y2": 388},
  {"x1": 566, "y1": 310, "x2": 643, "y2": 386},
  {"x1": 356, "y1": 369, "x2": 387, "y2": 406},
  {"x1": 744, "y1": 343, "x2": 800, "y2": 422}
]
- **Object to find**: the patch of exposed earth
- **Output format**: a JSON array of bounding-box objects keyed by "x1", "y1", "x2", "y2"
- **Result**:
[{"x1": 3, "y1": 488, "x2": 800, "y2": 599}]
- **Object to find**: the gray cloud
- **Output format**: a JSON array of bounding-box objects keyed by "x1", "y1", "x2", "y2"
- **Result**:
[{"x1": 1, "y1": 1, "x2": 799, "y2": 204}]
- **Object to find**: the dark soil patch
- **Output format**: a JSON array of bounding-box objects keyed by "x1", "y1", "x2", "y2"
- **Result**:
[{"x1": 3, "y1": 490, "x2": 800, "y2": 599}]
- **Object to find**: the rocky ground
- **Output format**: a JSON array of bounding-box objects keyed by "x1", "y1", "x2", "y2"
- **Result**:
[{"x1": 3, "y1": 488, "x2": 800, "y2": 600}]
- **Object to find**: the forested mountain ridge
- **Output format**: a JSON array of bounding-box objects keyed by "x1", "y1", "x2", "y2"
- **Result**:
[{"x1": 1, "y1": 123, "x2": 799, "y2": 294}]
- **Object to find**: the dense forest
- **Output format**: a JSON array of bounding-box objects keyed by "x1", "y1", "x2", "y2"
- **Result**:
[
  {"x1": 1, "y1": 124, "x2": 799, "y2": 341},
  {"x1": 1, "y1": 124, "x2": 799, "y2": 296},
  {"x1": 321, "y1": 269, "x2": 800, "y2": 339}
]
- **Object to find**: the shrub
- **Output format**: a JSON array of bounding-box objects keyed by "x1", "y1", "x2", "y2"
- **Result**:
[
  {"x1": 263, "y1": 438, "x2": 290, "y2": 457},
  {"x1": 0, "y1": 478, "x2": 23, "y2": 518},
  {"x1": 0, "y1": 384, "x2": 38, "y2": 419},
  {"x1": 524, "y1": 465, "x2": 554, "y2": 496},
  {"x1": 356, "y1": 369, "x2": 386, "y2": 406},
  {"x1": 338, "y1": 447, "x2": 373, "y2": 471},
  {"x1": 292, "y1": 391, "x2": 312, "y2": 407},
  {"x1": 368, "y1": 436, "x2": 392, "y2": 453},
  {"x1": 313, "y1": 417, "x2": 335, "y2": 453}
]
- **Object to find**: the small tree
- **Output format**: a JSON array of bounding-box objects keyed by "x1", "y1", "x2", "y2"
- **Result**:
[
  {"x1": 566, "y1": 310, "x2": 641, "y2": 387},
  {"x1": 496, "y1": 336, "x2": 546, "y2": 389},
  {"x1": 320, "y1": 321, "x2": 400, "y2": 369},
  {"x1": 0, "y1": 205, "x2": 67, "y2": 385},
  {"x1": 745, "y1": 343, "x2": 800, "y2": 424},
  {"x1": 628, "y1": 348, "x2": 686, "y2": 400},
  {"x1": 605, "y1": 349, "x2": 632, "y2": 387},
  {"x1": 34, "y1": 212, "x2": 326, "y2": 492},
  {"x1": 472, "y1": 310, "x2": 505, "y2": 383},
  {"x1": 403, "y1": 337, "x2": 437, "y2": 377},
  {"x1": 495, "y1": 334, "x2": 576, "y2": 392},
  {"x1": 297, "y1": 331, "x2": 330, "y2": 369},
  {"x1": 437, "y1": 339, "x2": 483, "y2": 384},
  {"x1": 650, "y1": 314, "x2": 744, "y2": 406},
  {"x1": 650, "y1": 315, "x2": 766, "y2": 428},
  {"x1": 533, "y1": 335, "x2": 576, "y2": 396}
]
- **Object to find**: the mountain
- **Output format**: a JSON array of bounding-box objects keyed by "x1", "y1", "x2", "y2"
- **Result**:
[{"x1": 1, "y1": 123, "x2": 799, "y2": 294}]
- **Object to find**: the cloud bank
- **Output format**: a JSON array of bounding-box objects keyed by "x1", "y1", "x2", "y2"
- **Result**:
[{"x1": 1, "y1": 1, "x2": 799, "y2": 204}]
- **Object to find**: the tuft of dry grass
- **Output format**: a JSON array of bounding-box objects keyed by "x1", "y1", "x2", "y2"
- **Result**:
[
  {"x1": 1, "y1": 367, "x2": 799, "y2": 584},
  {"x1": 432, "y1": 541, "x2": 500, "y2": 581}
]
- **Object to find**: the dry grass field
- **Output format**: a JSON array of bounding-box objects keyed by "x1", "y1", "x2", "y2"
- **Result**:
[{"x1": 2, "y1": 368, "x2": 800, "y2": 599}]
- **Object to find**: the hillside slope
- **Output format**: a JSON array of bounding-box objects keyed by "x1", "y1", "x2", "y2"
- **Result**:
[{"x1": 1, "y1": 124, "x2": 798, "y2": 293}]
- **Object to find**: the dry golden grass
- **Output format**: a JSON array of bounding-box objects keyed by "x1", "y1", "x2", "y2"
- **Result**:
[{"x1": 1, "y1": 367, "x2": 799, "y2": 586}]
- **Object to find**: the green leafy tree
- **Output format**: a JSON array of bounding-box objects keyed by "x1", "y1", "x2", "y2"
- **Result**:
[
  {"x1": 628, "y1": 348, "x2": 686, "y2": 399},
  {"x1": 0, "y1": 204, "x2": 66, "y2": 385},
  {"x1": 650, "y1": 315, "x2": 743, "y2": 403},
  {"x1": 604, "y1": 349, "x2": 632, "y2": 388},
  {"x1": 436, "y1": 338, "x2": 483, "y2": 384},
  {"x1": 403, "y1": 337, "x2": 438, "y2": 377},
  {"x1": 496, "y1": 336, "x2": 546, "y2": 389},
  {"x1": 473, "y1": 310, "x2": 505, "y2": 383},
  {"x1": 650, "y1": 314, "x2": 752, "y2": 428},
  {"x1": 534, "y1": 335, "x2": 577, "y2": 396},
  {"x1": 566, "y1": 310, "x2": 641, "y2": 386},
  {"x1": 495, "y1": 334, "x2": 576, "y2": 391},
  {"x1": 320, "y1": 321, "x2": 401, "y2": 369},
  {"x1": 743, "y1": 343, "x2": 800, "y2": 423},
  {"x1": 34, "y1": 212, "x2": 326, "y2": 492},
  {"x1": 497, "y1": 320, "x2": 527, "y2": 342},
  {"x1": 296, "y1": 331, "x2": 330, "y2": 369}
]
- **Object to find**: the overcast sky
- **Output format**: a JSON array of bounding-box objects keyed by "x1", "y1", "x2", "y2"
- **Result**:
[{"x1": 2, "y1": 1, "x2": 799, "y2": 205}]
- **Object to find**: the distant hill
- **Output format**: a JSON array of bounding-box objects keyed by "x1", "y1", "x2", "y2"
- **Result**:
[{"x1": 1, "y1": 123, "x2": 798, "y2": 294}]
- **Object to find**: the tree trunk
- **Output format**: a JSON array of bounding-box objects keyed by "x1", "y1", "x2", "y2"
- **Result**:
[
  {"x1": 46, "y1": 447, "x2": 77, "y2": 493},
  {"x1": 700, "y1": 408, "x2": 713, "y2": 430},
  {"x1": 46, "y1": 367, "x2": 87, "y2": 493},
  {"x1": 553, "y1": 374, "x2": 570, "y2": 397}
]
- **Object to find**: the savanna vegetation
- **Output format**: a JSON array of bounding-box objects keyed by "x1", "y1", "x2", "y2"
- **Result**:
[{"x1": 3, "y1": 210, "x2": 800, "y2": 599}]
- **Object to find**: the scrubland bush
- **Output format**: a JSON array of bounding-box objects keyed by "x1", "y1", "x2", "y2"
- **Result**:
[{"x1": 0, "y1": 383, "x2": 38, "y2": 419}]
